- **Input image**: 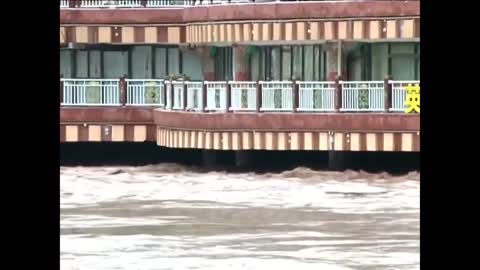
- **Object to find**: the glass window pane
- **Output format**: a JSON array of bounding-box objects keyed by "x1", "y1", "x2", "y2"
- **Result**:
[
  {"x1": 168, "y1": 48, "x2": 180, "y2": 75},
  {"x1": 304, "y1": 45, "x2": 314, "y2": 81},
  {"x1": 281, "y1": 46, "x2": 291, "y2": 80},
  {"x1": 271, "y1": 47, "x2": 281, "y2": 80},
  {"x1": 416, "y1": 59, "x2": 420, "y2": 80},
  {"x1": 349, "y1": 57, "x2": 363, "y2": 81},
  {"x1": 131, "y1": 46, "x2": 152, "y2": 79},
  {"x1": 182, "y1": 50, "x2": 203, "y2": 80},
  {"x1": 154, "y1": 48, "x2": 167, "y2": 78},
  {"x1": 89, "y1": 50, "x2": 101, "y2": 78},
  {"x1": 292, "y1": 46, "x2": 303, "y2": 80},
  {"x1": 250, "y1": 49, "x2": 261, "y2": 81},
  {"x1": 226, "y1": 48, "x2": 233, "y2": 80},
  {"x1": 313, "y1": 46, "x2": 320, "y2": 81},
  {"x1": 60, "y1": 50, "x2": 72, "y2": 78},
  {"x1": 75, "y1": 50, "x2": 88, "y2": 78},
  {"x1": 391, "y1": 56, "x2": 415, "y2": 80},
  {"x1": 370, "y1": 43, "x2": 388, "y2": 80},
  {"x1": 103, "y1": 50, "x2": 128, "y2": 78},
  {"x1": 390, "y1": 43, "x2": 415, "y2": 54}
]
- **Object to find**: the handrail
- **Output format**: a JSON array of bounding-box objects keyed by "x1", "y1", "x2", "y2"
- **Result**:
[{"x1": 60, "y1": 78, "x2": 420, "y2": 113}]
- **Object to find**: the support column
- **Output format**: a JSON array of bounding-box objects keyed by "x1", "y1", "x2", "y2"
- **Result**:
[
  {"x1": 199, "y1": 46, "x2": 215, "y2": 81},
  {"x1": 234, "y1": 151, "x2": 255, "y2": 168},
  {"x1": 202, "y1": 150, "x2": 219, "y2": 167},
  {"x1": 202, "y1": 150, "x2": 235, "y2": 167},
  {"x1": 325, "y1": 41, "x2": 348, "y2": 81},
  {"x1": 328, "y1": 151, "x2": 349, "y2": 171},
  {"x1": 233, "y1": 46, "x2": 249, "y2": 81}
]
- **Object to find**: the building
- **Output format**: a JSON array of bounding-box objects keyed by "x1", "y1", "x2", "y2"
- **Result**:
[{"x1": 60, "y1": 0, "x2": 420, "y2": 167}]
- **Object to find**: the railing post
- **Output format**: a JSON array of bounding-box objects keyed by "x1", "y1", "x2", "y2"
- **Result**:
[
  {"x1": 162, "y1": 80, "x2": 167, "y2": 108},
  {"x1": 68, "y1": 0, "x2": 75, "y2": 8},
  {"x1": 226, "y1": 81, "x2": 231, "y2": 112},
  {"x1": 256, "y1": 80, "x2": 262, "y2": 112},
  {"x1": 183, "y1": 81, "x2": 188, "y2": 111},
  {"x1": 169, "y1": 79, "x2": 174, "y2": 110},
  {"x1": 384, "y1": 75, "x2": 392, "y2": 113},
  {"x1": 201, "y1": 81, "x2": 207, "y2": 112},
  {"x1": 293, "y1": 80, "x2": 299, "y2": 113},
  {"x1": 141, "y1": 0, "x2": 148, "y2": 7},
  {"x1": 60, "y1": 75, "x2": 64, "y2": 106},
  {"x1": 334, "y1": 75, "x2": 342, "y2": 112},
  {"x1": 120, "y1": 75, "x2": 127, "y2": 106}
]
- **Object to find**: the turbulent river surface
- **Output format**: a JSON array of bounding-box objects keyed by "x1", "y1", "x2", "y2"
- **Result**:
[{"x1": 60, "y1": 165, "x2": 419, "y2": 270}]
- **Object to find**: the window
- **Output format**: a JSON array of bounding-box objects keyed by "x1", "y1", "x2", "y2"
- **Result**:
[
  {"x1": 348, "y1": 43, "x2": 372, "y2": 81},
  {"x1": 168, "y1": 47, "x2": 181, "y2": 76},
  {"x1": 250, "y1": 45, "x2": 325, "y2": 81},
  {"x1": 60, "y1": 49, "x2": 73, "y2": 78},
  {"x1": 281, "y1": 46, "x2": 291, "y2": 80},
  {"x1": 103, "y1": 50, "x2": 128, "y2": 78},
  {"x1": 131, "y1": 46, "x2": 152, "y2": 79},
  {"x1": 303, "y1": 45, "x2": 314, "y2": 81},
  {"x1": 75, "y1": 50, "x2": 88, "y2": 78},
  {"x1": 271, "y1": 47, "x2": 281, "y2": 80},
  {"x1": 389, "y1": 43, "x2": 419, "y2": 80},
  {"x1": 182, "y1": 50, "x2": 203, "y2": 80},
  {"x1": 349, "y1": 42, "x2": 420, "y2": 80},
  {"x1": 292, "y1": 46, "x2": 303, "y2": 80},
  {"x1": 214, "y1": 47, "x2": 233, "y2": 80},
  {"x1": 154, "y1": 48, "x2": 167, "y2": 78},
  {"x1": 370, "y1": 43, "x2": 388, "y2": 80},
  {"x1": 89, "y1": 50, "x2": 101, "y2": 78}
]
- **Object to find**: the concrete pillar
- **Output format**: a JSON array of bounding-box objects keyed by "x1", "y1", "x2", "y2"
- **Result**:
[
  {"x1": 202, "y1": 150, "x2": 219, "y2": 167},
  {"x1": 233, "y1": 46, "x2": 249, "y2": 81},
  {"x1": 234, "y1": 151, "x2": 254, "y2": 168},
  {"x1": 199, "y1": 46, "x2": 215, "y2": 81},
  {"x1": 325, "y1": 41, "x2": 348, "y2": 81},
  {"x1": 328, "y1": 151, "x2": 350, "y2": 171}
]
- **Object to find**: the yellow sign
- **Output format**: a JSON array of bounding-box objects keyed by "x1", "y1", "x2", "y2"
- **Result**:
[{"x1": 405, "y1": 84, "x2": 420, "y2": 113}]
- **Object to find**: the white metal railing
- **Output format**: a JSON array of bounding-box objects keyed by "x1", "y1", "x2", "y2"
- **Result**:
[
  {"x1": 186, "y1": 82, "x2": 203, "y2": 111},
  {"x1": 62, "y1": 79, "x2": 120, "y2": 106},
  {"x1": 297, "y1": 81, "x2": 336, "y2": 112},
  {"x1": 146, "y1": 0, "x2": 188, "y2": 7},
  {"x1": 340, "y1": 81, "x2": 384, "y2": 112},
  {"x1": 126, "y1": 79, "x2": 164, "y2": 106},
  {"x1": 205, "y1": 82, "x2": 228, "y2": 111},
  {"x1": 260, "y1": 81, "x2": 293, "y2": 111},
  {"x1": 80, "y1": 0, "x2": 143, "y2": 8},
  {"x1": 390, "y1": 80, "x2": 420, "y2": 112},
  {"x1": 230, "y1": 81, "x2": 257, "y2": 111},
  {"x1": 164, "y1": 81, "x2": 185, "y2": 110},
  {"x1": 60, "y1": 0, "x2": 69, "y2": 8}
]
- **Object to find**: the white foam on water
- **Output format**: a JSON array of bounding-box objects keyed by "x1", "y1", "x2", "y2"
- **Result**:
[{"x1": 61, "y1": 165, "x2": 419, "y2": 270}]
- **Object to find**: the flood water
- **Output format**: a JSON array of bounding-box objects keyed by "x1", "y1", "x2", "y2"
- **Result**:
[{"x1": 60, "y1": 165, "x2": 419, "y2": 270}]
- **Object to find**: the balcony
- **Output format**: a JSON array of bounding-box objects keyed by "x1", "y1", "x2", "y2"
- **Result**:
[
  {"x1": 60, "y1": 0, "x2": 417, "y2": 9},
  {"x1": 60, "y1": 78, "x2": 420, "y2": 114}
]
